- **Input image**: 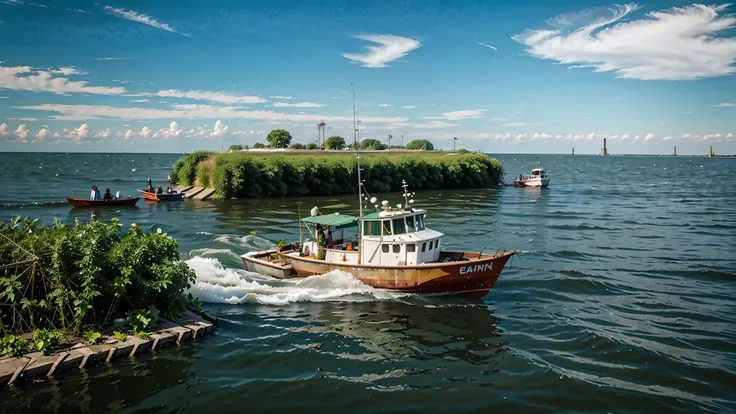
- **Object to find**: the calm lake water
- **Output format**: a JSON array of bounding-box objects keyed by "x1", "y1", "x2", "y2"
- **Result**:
[{"x1": 1, "y1": 152, "x2": 735, "y2": 413}]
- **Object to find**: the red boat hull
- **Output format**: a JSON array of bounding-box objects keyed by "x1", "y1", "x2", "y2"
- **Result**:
[
  {"x1": 138, "y1": 190, "x2": 184, "y2": 201},
  {"x1": 67, "y1": 197, "x2": 140, "y2": 207}
]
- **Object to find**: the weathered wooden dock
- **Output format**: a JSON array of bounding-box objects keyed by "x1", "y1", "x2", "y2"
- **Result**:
[{"x1": 0, "y1": 309, "x2": 216, "y2": 388}]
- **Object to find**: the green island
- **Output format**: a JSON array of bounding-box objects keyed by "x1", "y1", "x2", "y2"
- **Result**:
[
  {"x1": 0, "y1": 216, "x2": 201, "y2": 358},
  {"x1": 170, "y1": 134, "x2": 504, "y2": 199}
]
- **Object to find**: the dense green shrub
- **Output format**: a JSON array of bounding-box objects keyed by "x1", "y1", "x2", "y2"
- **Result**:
[
  {"x1": 228, "y1": 145, "x2": 243, "y2": 152},
  {"x1": 172, "y1": 150, "x2": 211, "y2": 185},
  {"x1": 306, "y1": 143, "x2": 318, "y2": 150},
  {"x1": 196, "y1": 162, "x2": 210, "y2": 187},
  {"x1": 204, "y1": 153, "x2": 503, "y2": 199},
  {"x1": 0, "y1": 217, "x2": 197, "y2": 337},
  {"x1": 406, "y1": 139, "x2": 434, "y2": 150}
]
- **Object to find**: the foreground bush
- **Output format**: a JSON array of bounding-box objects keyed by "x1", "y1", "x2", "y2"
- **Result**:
[
  {"x1": 0, "y1": 217, "x2": 196, "y2": 337},
  {"x1": 172, "y1": 150, "x2": 211, "y2": 185},
  {"x1": 170, "y1": 152, "x2": 503, "y2": 199}
]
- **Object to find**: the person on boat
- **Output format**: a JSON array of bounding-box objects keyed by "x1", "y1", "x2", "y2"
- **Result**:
[
  {"x1": 327, "y1": 227, "x2": 334, "y2": 249},
  {"x1": 166, "y1": 186, "x2": 173, "y2": 194},
  {"x1": 90, "y1": 185, "x2": 101, "y2": 200},
  {"x1": 146, "y1": 178, "x2": 154, "y2": 193},
  {"x1": 155, "y1": 185, "x2": 163, "y2": 194},
  {"x1": 103, "y1": 188, "x2": 113, "y2": 201}
]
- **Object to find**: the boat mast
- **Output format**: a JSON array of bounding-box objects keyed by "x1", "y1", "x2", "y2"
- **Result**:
[{"x1": 352, "y1": 83, "x2": 363, "y2": 264}]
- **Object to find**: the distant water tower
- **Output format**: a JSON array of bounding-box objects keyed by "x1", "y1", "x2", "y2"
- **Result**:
[
  {"x1": 572, "y1": 147, "x2": 575, "y2": 155},
  {"x1": 674, "y1": 145, "x2": 677, "y2": 156},
  {"x1": 600, "y1": 137, "x2": 608, "y2": 156}
]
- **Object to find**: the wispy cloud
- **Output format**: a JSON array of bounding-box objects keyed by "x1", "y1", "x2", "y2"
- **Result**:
[
  {"x1": 131, "y1": 99, "x2": 149, "y2": 103},
  {"x1": 412, "y1": 121, "x2": 460, "y2": 129},
  {"x1": 0, "y1": 65, "x2": 126, "y2": 95},
  {"x1": 67, "y1": 8, "x2": 91, "y2": 14},
  {"x1": 714, "y1": 102, "x2": 736, "y2": 107},
  {"x1": 154, "y1": 89, "x2": 267, "y2": 104},
  {"x1": 92, "y1": 57, "x2": 136, "y2": 61},
  {"x1": 342, "y1": 34, "x2": 421, "y2": 68},
  {"x1": 15, "y1": 103, "x2": 409, "y2": 124},
  {"x1": 513, "y1": 3, "x2": 736, "y2": 80},
  {"x1": 424, "y1": 109, "x2": 485, "y2": 121},
  {"x1": 402, "y1": 105, "x2": 416, "y2": 109},
  {"x1": 103, "y1": 6, "x2": 188, "y2": 36},
  {"x1": 269, "y1": 96, "x2": 294, "y2": 100},
  {"x1": 501, "y1": 122, "x2": 536, "y2": 127},
  {"x1": 378, "y1": 103, "x2": 393, "y2": 107},
  {"x1": 478, "y1": 42, "x2": 497, "y2": 51},
  {"x1": 272, "y1": 101, "x2": 325, "y2": 108}
]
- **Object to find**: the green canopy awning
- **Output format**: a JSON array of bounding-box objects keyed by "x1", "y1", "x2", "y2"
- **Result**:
[{"x1": 302, "y1": 214, "x2": 358, "y2": 229}]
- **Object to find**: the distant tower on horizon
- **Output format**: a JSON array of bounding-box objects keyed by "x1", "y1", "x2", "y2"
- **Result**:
[
  {"x1": 709, "y1": 146, "x2": 714, "y2": 157},
  {"x1": 600, "y1": 138, "x2": 608, "y2": 156},
  {"x1": 674, "y1": 145, "x2": 677, "y2": 156},
  {"x1": 572, "y1": 147, "x2": 575, "y2": 155}
]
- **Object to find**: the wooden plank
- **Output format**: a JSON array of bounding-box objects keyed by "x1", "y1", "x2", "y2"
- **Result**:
[
  {"x1": 193, "y1": 188, "x2": 216, "y2": 200},
  {"x1": 174, "y1": 185, "x2": 193, "y2": 193},
  {"x1": 186, "y1": 187, "x2": 204, "y2": 199}
]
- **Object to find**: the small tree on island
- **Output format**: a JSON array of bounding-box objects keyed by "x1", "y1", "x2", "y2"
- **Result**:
[
  {"x1": 324, "y1": 136, "x2": 346, "y2": 150},
  {"x1": 289, "y1": 143, "x2": 306, "y2": 149},
  {"x1": 406, "y1": 139, "x2": 434, "y2": 150},
  {"x1": 306, "y1": 143, "x2": 318, "y2": 150},
  {"x1": 253, "y1": 142, "x2": 266, "y2": 149},
  {"x1": 228, "y1": 144, "x2": 243, "y2": 152},
  {"x1": 266, "y1": 129, "x2": 292, "y2": 149}
]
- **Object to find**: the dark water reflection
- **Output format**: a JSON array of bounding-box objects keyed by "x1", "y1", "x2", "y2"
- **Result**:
[{"x1": 1, "y1": 153, "x2": 735, "y2": 413}]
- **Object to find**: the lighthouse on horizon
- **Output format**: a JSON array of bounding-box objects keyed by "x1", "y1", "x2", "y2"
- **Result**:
[{"x1": 600, "y1": 137, "x2": 608, "y2": 156}]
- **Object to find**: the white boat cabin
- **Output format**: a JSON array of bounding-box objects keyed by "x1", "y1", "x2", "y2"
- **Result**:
[{"x1": 299, "y1": 205, "x2": 445, "y2": 266}]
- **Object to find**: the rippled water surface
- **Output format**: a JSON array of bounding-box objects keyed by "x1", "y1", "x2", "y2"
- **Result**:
[{"x1": 1, "y1": 152, "x2": 735, "y2": 413}]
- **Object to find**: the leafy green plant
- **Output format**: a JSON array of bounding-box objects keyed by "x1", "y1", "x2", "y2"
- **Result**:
[
  {"x1": 113, "y1": 331, "x2": 127, "y2": 342},
  {"x1": 84, "y1": 330, "x2": 102, "y2": 344},
  {"x1": 277, "y1": 239, "x2": 288, "y2": 249},
  {"x1": 128, "y1": 307, "x2": 158, "y2": 334},
  {"x1": 196, "y1": 162, "x2": 210, "y2": 188},
  {"x1": 185, "y1": 293, "x2": 203, "y2": 310},
  {"x1": 33, "y1": 329, "x2": 61, "y2": 355},
  {"x1": 1, "y1": 334, "x2": 28, "y2": 357},
  {"x1": 135, "y1": 331, "x2": 151, "y2": 340}
]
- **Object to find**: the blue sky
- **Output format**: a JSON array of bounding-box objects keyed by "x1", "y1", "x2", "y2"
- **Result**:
[{"x1": 1, "y1": 0, "x2": 735, "y2": 154}]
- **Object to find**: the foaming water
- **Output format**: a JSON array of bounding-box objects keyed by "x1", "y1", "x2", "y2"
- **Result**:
[
  {"x1": 1, "y1": 153, "x2": 735, "y2": 413},
  {"x1": 186, "y1": 256, "x2": 411, "y2": 306}
]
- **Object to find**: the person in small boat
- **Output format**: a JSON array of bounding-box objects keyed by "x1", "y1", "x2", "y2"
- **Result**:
[
  {"x1": 155, "y1": 185, "x2": 163, "y2": 194},
  {"x1": 103, "y1": 188, "x2": 113, "y2": 201},
  {"x1": 90, "y1": 185, "x2": 101, "y2": 200},
  {"x1": 146, "y1": 178, "x2": 154, "y2": 193},
  {"x1": 327, "y1": 227, "x2": 334, "y2": 249}
]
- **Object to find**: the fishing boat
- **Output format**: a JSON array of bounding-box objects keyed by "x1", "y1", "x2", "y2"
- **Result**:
[
  {"x1": 138, "y1": 190, "x2": 185, "y2": 201},
  {"x1": 514, "y1": 162, "x2": 550, "y2": 188},
  {"x1": 67, "y1": 197, "x2": 140, "y2": 207},
  {"x1": 241, "y1": 85, "x2": 517, "y2": 298}
]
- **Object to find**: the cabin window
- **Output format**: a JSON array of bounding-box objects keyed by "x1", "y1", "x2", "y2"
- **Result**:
[
  {"x1": 382, "y1": 220, "x2": 392, "y2": 235},
  {"x1": 436, "y1": 240, "x2": 440, "y2": 250},
  {"x1": 415, "y1": 214, "x2": 425, "y2": 231},
  {"x1": 406, "y1": 215, "x2": 415, "y2": 232},
  {"x1": 370, "y1": 221, "x2": 381, "y2": 236},
  {"x1": 421, "y1": 242, "x2": 427, "y2": 252},
  {"x1": 382, "y1": 244, "x2": 389, "y2": 253},
  {"x1": 392, "y1": 218, "x2": 406, "y2": 234},
  {"x1": 363, "y1": 222, "x2": 371, "y2": 236},
  {"x1": 392, "y1": 244, "x2": 400, "y2": 253},
  {"x1": 429, "y1": 240, "x2": 434, "y2": 250},
  {"x1": 407, "y1": 244, "x2": 416, "y2": 253}
]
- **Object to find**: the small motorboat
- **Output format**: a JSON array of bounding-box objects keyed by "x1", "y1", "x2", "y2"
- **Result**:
[
  {"x1": 242, "y1": 250, "x2": 294, "y2": 279},
  {"x1": 514, "y1": 162, "x2": 550, "y2": 188},
  {"x1": 67, "y1": 197, "x2": 140, "y2": 207},
  {"x1": 138, "y1": 190, "x2": 184, "y2": 201}
]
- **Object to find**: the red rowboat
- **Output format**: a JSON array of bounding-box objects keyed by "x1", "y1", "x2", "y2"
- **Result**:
[
  {"x1": 67, "y1": 197, "x2": 140, "y2": 207},
  {"x1": 138, "y1": 190, "x2": 184, "y2": 201}
]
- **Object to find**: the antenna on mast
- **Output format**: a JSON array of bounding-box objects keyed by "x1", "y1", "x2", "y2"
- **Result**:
[{"x1": 352, "y1": 83, "x2": 363, "y2": 219}]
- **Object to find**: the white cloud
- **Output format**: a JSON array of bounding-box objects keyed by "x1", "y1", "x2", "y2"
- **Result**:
[
  {"x1": 69, "y1": 123, "x2": 89, "y2": 140},
  {"x1": 154, "y1": 89, "x2": 266, "y2": 104},
  {"x1": 412, "y1": 121, "x2": 460, "y2": 129},
  {"x1": 342, "y1": 34, "x2": 422, "y2": 68},
  {"x1": 492, "y1": 118, "x2": 510, "y2": 122},
  {"x1": 644, "y1": 133, "x2": 656, "y2": 141},
  {"x1": 140, "y1": 126, "x2": 152, "y2": 138},
  {"x1": 532, "y1": 133, "x2": 552, "y2": 140},
  {"x1": 402, "y1": 105, "x2": 416, "y2": 109},
  {"x1": 210, "y1": 120, "x2": 229, "y2": 137},
  {"x1": 95, "y1": 128, "x2": 112, "y2": 138},
  {"x1": 682, "y1": 133, "x2": 692, "y2": 138},
  {"x1": 663, "y1": 136, "x2": 673, "y2": 141},
  {"x1": 378, "y1": 104, "x2": 393, "y2": 107},
  {"x1": 271, "y1": 101, "x2": 325, "y2": 108},
  {"x1": 91, "y1": 57, "x2": 135, "y2": 61},
  {"x1": 501, "y1": 122, "x2": 536, "y2": 127},
  {"x1": 1, "y1": 122, "x2": 11, "y2": 136},
  {"x1": 104, "y1": 7, "x2": 187, "y2": 36},
  {"x1": 269, "y1": 96, "x2": 294, "y2": 100},
  {"x1": 727, "y1": 133, "x2": 734, "y2": 139},
  {"x1": 35, "y1": 127, "x2": 49, "y2": 140},
  {"x1": 0, "y1": 65, "x2": 126, "y2": 95},
  {"x1": 425, "y1": 109, "x2": 485, "y2": 121},
  {"x1": 14, "y1": 124, "x2": 30, "y2": 141},
  {"x1": 8, "y1": 117, "x2": 38, "y2": 121},
  {"x1": 621, "y1": 134, "x2": 631, "y2": 140},
  {"x1": 16, "y1": 103, "x2": 409, "y2": 124},
  {"x1": 124, "y1": 129, "x2": 134, "y2": 139},
  {"x1": 714, "y1": 102, "x2": 736, "y2": 107},
  {"x1": 53, "y1": 132, "x2": 61, "y2": 139},
  {"x1": 513, "y1": 4, "x2": 736, "y2": 80},
  {"x1": 168, "y1": 121, "x2": 181, "y2": 137},
  {"x1": 478, "y1": 42, "x2": 498, "y2": 51},
  {"x1": 131, "y1": 99, "x2": 149, "y2": 103}
]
